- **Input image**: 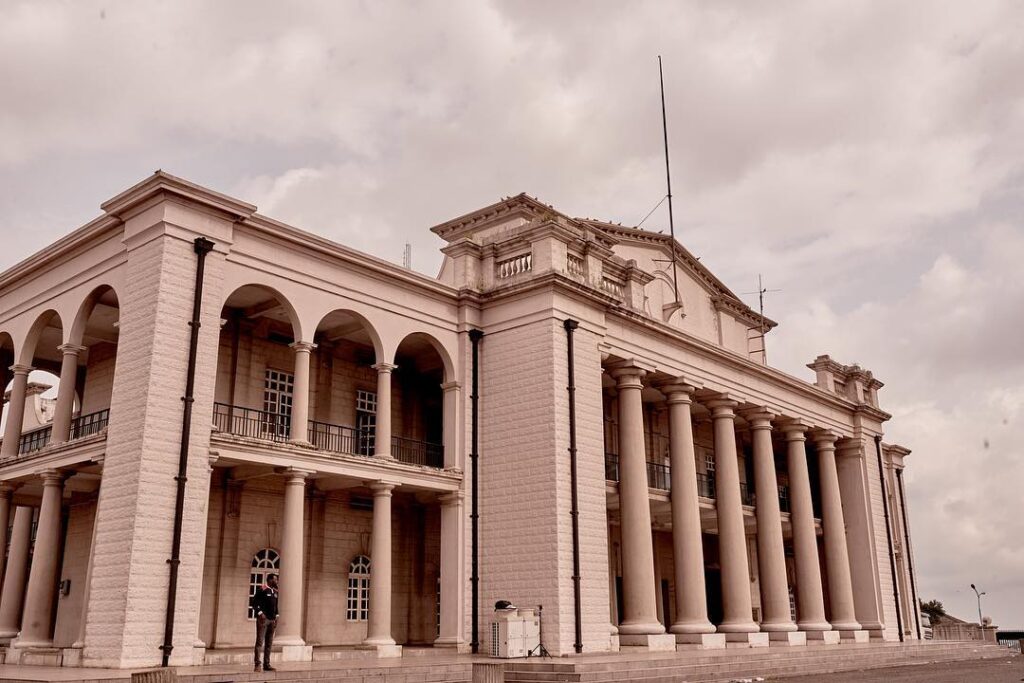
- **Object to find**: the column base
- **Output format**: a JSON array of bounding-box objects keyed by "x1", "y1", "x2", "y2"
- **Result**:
[
  {"x1": 717, "y1": 620, "x2": 760, "y2": 634},
  {"x1": 804, "y1": 630, "x2": 841, "y2": 644},
  {"x1": 5, "y1": 645, "x2": 61, "y2": 666},
  {"x1": 359, "y1": 643, "x2": 403, "y2": 658},
  {"x1": 279, "y1": 644, "x2": 313, "y2": 661},
  {"x1": 675, "y1": 633, "x2": 726, "y2": 649},
  {"x1": 433, "y1": 637, "x2": 471, "y2": 653},
  {"x1": 618, "y1": 633, "x2": 677, "y2": 651},
  {"x1": 670, "y1": 621, "x2": 717, "y2": 635},
  {"x1": 768, "y1": 631, "x2": 807, "y2": 646},
  {"x1": 838, "y1": 629, "x2": 870, "y2": 643},
  {"x1": 725, "y1": 632, "x2": 769, "y2": 648}
]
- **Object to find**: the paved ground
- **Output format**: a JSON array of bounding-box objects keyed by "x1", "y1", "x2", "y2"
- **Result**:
[{"x1": 772, "y1": 655, "x2": 1024, "y2": 682}]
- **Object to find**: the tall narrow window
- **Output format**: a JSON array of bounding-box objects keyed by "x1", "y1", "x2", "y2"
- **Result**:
[
  {"x1": 347, "y1": 555, "x2": 371, "y2": 621},
  {"x1": 248, "y1": 548, "x2": 281, "y2": 619},
  {"x1": 356, "y1": 390, "x2": 377, "y2": 456},
  {"x1": 263, "y1": 369, "x2": 294, "y2": 439}
]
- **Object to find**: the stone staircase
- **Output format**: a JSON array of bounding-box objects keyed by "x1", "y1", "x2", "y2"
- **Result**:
[{"x1": 502, "y1": 641, "x2": 1014, "y2": 683}]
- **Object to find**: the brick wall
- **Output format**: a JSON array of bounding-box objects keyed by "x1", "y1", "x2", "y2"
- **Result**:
[{"x1": 80, "y1": 342, "x2": 117, "y2": 416}]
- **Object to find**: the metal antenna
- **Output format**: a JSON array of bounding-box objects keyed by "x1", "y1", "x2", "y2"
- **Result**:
[
  {"x1": 403, "y1": 242, "x2": 412, "y2": 269},
  {"x1": 741, "y1": 274, "x2": 781, "y2": 364},
  {"x1": 658, "y1": 56, "x2": 680, "y2": 305}
]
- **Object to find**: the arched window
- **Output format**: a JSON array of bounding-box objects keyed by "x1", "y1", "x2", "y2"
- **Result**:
[
  {"x1": 248, "y1": 548, "x2": 280, "y2": 619},
  {"x1": 347, "y1": 555, "x2": 371, "y2": 621}
]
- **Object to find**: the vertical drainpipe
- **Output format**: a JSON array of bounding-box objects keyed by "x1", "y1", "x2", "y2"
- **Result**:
[
  {"x1": 161, "y1": 236, "x2": 215, "y2": 666},
  {"x1": 874, "y1": 435, "x2": 903, "y2": 642},
  {"x1": 564, "y1": 319, "x2": 583, "y2": 653},
  {"x1": 896, "y1": 468, "x2": 922, "y2": 640},
  {"x1": 468, "y1": 329, "x2": 483, "y2": 654}
]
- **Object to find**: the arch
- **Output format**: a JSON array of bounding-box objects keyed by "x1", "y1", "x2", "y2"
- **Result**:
[
  {"x1": 392, "y1": 331, "x2": 455, "y2": 383},
  {"x1": 312, "y1": 308, "x2": 384, "y2": 366},
  {"x1": 16, "y1": 309, "x2": 63, "y2": 367},
  {"x1": 346, "y1": 554, "x2": 371, "y2": 622},
  {"x1": 68, "y1": 284, "x2": 121, "y2": 346},
  {"x1": 248, "y1": 548, "x2": 281, "y2": 619},
  {"x1": 220, "y1": 283, "x2": 303, "y2": 343}
]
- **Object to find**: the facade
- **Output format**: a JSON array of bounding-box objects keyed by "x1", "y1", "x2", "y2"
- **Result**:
[{"x1": 0, "y1": 171, "x2": 921, "y2": 669}]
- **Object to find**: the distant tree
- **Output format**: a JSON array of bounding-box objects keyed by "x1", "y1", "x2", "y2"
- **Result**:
[{"x1": 920, "y1": 599, "x2": 946, "y2": 622}]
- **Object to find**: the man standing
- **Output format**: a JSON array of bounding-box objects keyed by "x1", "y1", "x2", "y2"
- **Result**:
[{"x1": 251, "y1": 573, "x2": 279, "y2": 672}]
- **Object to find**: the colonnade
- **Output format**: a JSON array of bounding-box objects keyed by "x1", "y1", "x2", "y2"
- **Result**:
[{"x1": 610, "y1": 366, "x2": 866, "y2": 646}]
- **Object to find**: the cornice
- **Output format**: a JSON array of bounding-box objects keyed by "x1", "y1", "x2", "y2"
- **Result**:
[{"x1": 100, "y1": 170, "x2": 256, "y2": 221}]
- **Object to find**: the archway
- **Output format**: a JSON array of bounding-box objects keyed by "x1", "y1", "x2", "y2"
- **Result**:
[{"x1": 392, "y1": 333, "x2": 449, "y2": 467}]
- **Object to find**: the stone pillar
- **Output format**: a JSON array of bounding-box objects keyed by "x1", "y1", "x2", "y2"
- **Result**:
[
  {"x1": 0, "y1": 506, "x2": 33, "y2": 639},
  {"x1": 836, "y1": 440, "x2": 884, "y2": 633},
  {"x1": 814, "y1": 432, "x2": 862, "y2": 636},
  {"x1": 275, "y1": 470, "x2": 310, "y2": 658},
  {"x1": 708, "y1": 399, "x2": 760, "y2": 638},
  {"x1": 0, "y1": 365, "x2": 33, "y2": 458},
  {"x1": 366, "y1": 482, "x2": 401, "y2": 656},
  {"x1": 50, "y1": 344, "x2": 86, "y2": 445},
  {"x1": 289, "y1": 342, "x2": 315, "y2": 445},
  {"x1": 373, "y1": 363, "x2": 396, "y2": 459},
  {"x1": 609, "y1": 366, "x2": 665, "y2": 644},
  {"x1": 782, "y1": 423, "x2": 834, "y2": 640},
  {"x1": 744, "y1": 410, "x2": 799, "y2": 639},
  {"x1": 435, "y1": 491, "x2": 464, "y2": 648},
  {"x1": 0, "y1": 484, "x2": 13, "y2": 585},
  {"x1": 660, "y1": 383, "x2": 719, "y2": 646},
  {"x1": 441, "y1": 381, "x2": 460, "y2": 470},
  {"x1": 12, "y1": 470, "x2": 65, "y2": 648}
]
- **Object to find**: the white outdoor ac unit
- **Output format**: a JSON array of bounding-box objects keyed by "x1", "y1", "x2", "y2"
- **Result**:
[{"x1": 490, "y1": 607, "x2": 540, "y2": 658}]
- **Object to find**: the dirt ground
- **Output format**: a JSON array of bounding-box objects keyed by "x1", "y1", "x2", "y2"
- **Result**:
[{"x1": 770, "y1": 655, "x2": 1024, "y2": 682}]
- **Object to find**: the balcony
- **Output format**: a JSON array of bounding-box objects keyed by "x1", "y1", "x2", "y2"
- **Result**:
[
  {"x1": 212, "y1": 403, "x2": 444, "y2": 469},
  {"x1": 7, "y1": 409, "x2": 111, "y2": 458}
]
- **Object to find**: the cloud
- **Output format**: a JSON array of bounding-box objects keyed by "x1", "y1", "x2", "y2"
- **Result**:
[{"x1": 0, "y1": 0, "x2": 1022, "y2": 627}]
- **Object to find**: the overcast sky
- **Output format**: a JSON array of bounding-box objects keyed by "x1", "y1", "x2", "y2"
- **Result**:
[{"x1": 2, "y1": 1, "x2": 1022, "y2": 628}]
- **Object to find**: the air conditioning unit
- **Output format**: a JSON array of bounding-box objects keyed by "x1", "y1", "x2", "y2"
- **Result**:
[{"x1": 490, "y1": 605, "x2": 541, "y2": 658}]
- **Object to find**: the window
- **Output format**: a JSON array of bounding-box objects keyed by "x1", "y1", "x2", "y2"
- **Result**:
[
  {"x1": 356, "y1": 390, "x2": 377, "y2": 456},
  {"x1": 263, "y1": 369, "x2": 294, "y2": 439},
  {"x1": 248, "y1": 548, "x2": 280, "y2": 619},
  {"x1": 347, "y1": 555, "x2": 371, "y2": 621},
  {"x1": 704, "y1": 451, "x2": 716, "y2": 476}
]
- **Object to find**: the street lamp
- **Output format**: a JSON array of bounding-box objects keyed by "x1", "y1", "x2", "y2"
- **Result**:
[{"x1": 970, "y1": 584, "x2": 986, "y2": 626}]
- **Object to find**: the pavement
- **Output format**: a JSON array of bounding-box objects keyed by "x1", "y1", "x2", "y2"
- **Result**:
[{"x1": 771, "y1": 655, "x2": 1024, "y2": 682}]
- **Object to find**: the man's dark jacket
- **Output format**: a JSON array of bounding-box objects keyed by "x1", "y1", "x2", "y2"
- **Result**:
[{"x1": 251, "y1": 584, "x2": 279, "y2": 620}]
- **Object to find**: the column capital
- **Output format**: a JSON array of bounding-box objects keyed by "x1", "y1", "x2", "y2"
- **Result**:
[
  {"x1": 706, "y1": 396, "x2": 740, "y2": 418},
  {"x1": 8, "y1": 364, "x2": 33, "y2": 376},
  {"x1": 289, "y1": 340, "x2": 317, "y2": 354},
  {"x1": 372, "y1": 362, "x2": 398, "y2": 374},
  {"x1": 439, "y1": 490, "x2": 464, "y2": 506},
  {"x1": 37, "y1": 469, "x2": 65, "y2": 487},
  {"x1": 280, "y1": 467, "x2": 314, "y2": 484},
  {"x1": 440, "y1": 380, "x2": 461, "y2": 393},
  {"x1": 656, "y1": 378, "x2": 700, "y2": 403},
  {"x1": 739, "y1": 407, "x2": 777, "y2": 429},
  {"x1": 812, "y1": 430, "x2": 839, "y2": 450},
  {"x1": 836, "y1": 439, "x2": 862, "y2": 457},
  {"x1": 0, "y1": 482, "x2": 16, "y2": 498},
  {"x1": 608, "y1": 363, "x2": 647, "y2": 388},
  {"x1": 369, "y1": 481, "x2": 397, "y2": 496},
  {"x1": 779, "y1": 420, "x2": 810, "y2": 441},
  {"x1": 57, "y1": 343, "x2": 87, "y2": 356}
]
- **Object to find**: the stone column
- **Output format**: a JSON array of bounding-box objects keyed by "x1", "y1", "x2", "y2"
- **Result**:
[
  {"x1": 0, "y1": 484, "x2": 13, "y2": 585},
  {"x1": 373, "y1": 363, "x2": 396, "y2": 459},
  {"x1": 275, "y1": 470, "x2": 309, "y2": 655},
  {"x1": 289, "y1": 342, "x2": 315, "y2": 445},
  {"x1": 0, "y1": 506, "x2": 33, "y2": 638},
  {"x1": 0, "y1": 365, "x2": 33, "y2": 458},
  {"x1": 441, "y1": 381, "x2": 460, "y2": 469},
  {"x1": 708, "y1": 399, "x2": 759, "y2": 636},
  {"x1": 782, "y1": 423, "x2": 833, "y2": 638},
  {"x1": 660, "y1": 382, "x2": 717, "y2": 643},
  {"x1": 50, "y1": 344, "x2": 86, "y2": 445},
  {"x1": 609, "y1": 367, "x2": 664, "y2": 641},
  {"x1": 836, "y1": 440, "x2": 884, "y2": 633},
  {"x1": 814, "y1": 432, "x2": 862, "y2": 635},
  {"x1": 743, "y1": 410, "x2": 797, "y2": 636},
  {"x1": 365, "y1": 482, "x2": 400, "y2": 656},
  {"x1": 13, "y1": 470, "x2": 65, "y2": 648},
  {"x1": 435, "y1": 491, "x2": 464, "y2": 648}
]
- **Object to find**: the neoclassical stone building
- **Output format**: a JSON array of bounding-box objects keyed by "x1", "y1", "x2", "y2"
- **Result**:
[{"x1": 0, "y1": 172, "x2": 921, "y2": 669}]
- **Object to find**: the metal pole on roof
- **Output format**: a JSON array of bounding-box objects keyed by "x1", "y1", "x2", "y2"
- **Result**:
[{"x1": 659, "y1": 56, "x2": 680, "y2": 305}]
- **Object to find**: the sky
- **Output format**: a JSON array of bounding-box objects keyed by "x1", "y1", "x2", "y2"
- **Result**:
[{"x1": 1, "y1": 0, "x2": 1022, "y2": 628}]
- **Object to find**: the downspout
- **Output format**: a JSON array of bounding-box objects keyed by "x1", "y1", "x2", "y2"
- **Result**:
[
  {"x1": 874, "y1": 435, "x2": 903, "y2": 642},
  {"x1": 564, "y1": 319, "x2": 583, "y2": 654},
  {"x1": 468, "y1": 329, "x2": 483, "y2": 654},
  {"x1": 161, "y1": 236, "x2": 215, "y2": 666},
  {"x1": 896, "y1": 468, "x2": 922, "y2": 639}
]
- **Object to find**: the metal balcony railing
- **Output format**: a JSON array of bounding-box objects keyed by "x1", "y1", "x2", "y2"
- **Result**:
[
  {"x1": 697, "y1": 472, "x2": 715, "y2": 499},
  {"x1": 14, "y1": 408, "x2": 111, "y2": 456},
  {"x1": 604, "y1": 453, "x2": 671, "y2": 492},
  {"x1": 214, "y1": 403, "x2": 444, "y2": 469}
]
